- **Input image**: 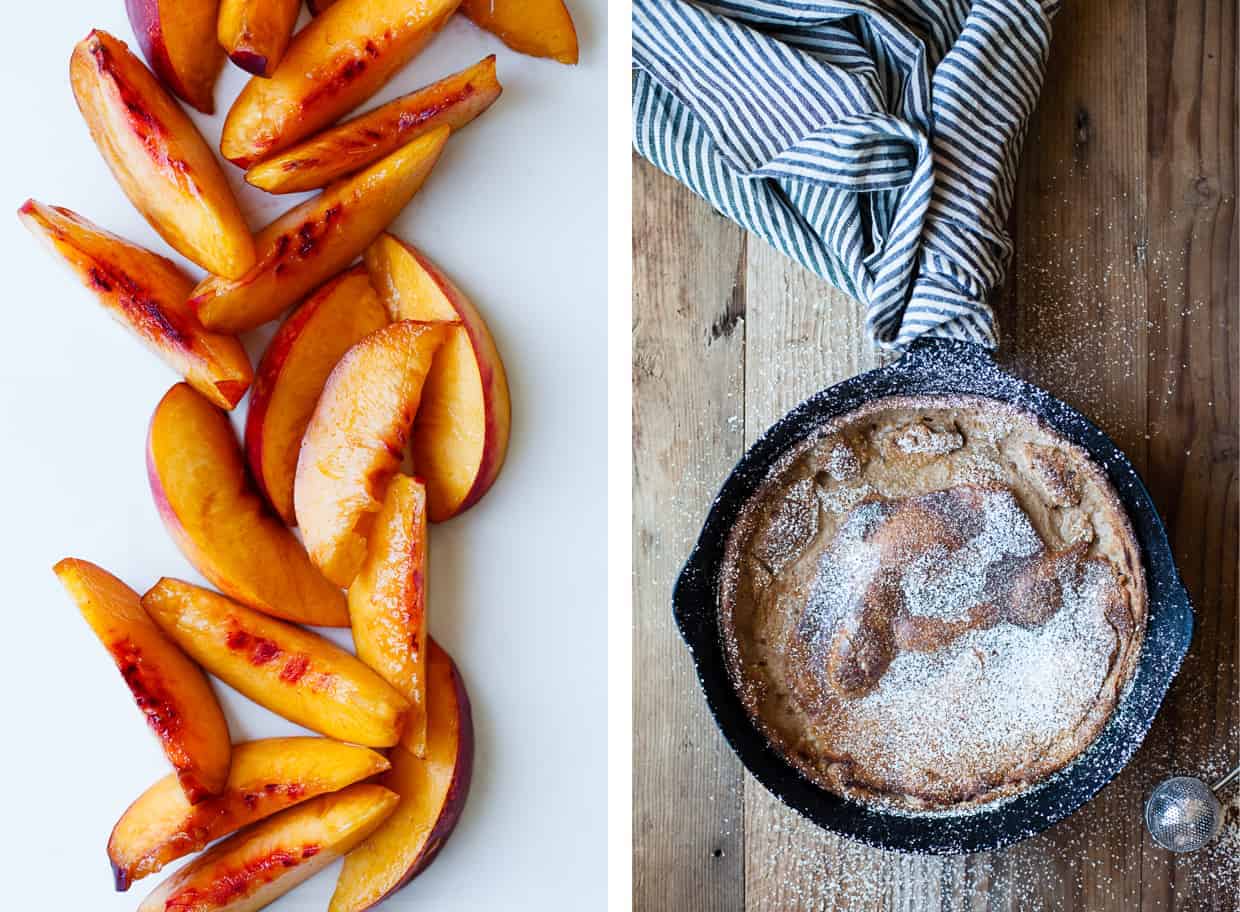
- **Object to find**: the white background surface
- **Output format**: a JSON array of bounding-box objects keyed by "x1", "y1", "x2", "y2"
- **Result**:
[{"x1": 0, "y1": 3, "x2": 606, "y2": 909}]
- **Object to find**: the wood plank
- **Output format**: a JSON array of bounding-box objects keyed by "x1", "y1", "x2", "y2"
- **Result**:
[
  {"x1": 632, "y1": 155, "x2": 748, "y2": 911},
  {"x1": 1139, "y1": 0, "x2": 1238, "y2": 908}
]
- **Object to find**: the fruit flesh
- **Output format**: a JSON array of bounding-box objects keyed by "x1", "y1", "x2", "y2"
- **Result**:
[
  {"x1": 330, "y1": 642, "x2": 473, "y2": 912},
  {"x1": 147, "y1": 383, "x2": 349, "y2": 627},
  {"x1": 142, "y1": 579, "x2": 410, "y2": 747},
  {"x1": 109, "y1": 737, "x2": 389, "y2": 890},
  {"x1": 70, "y1": 30, "x2": 255, "y2": 279},
  {"x1": 348, "y1": 475, "x2": 429, "y2": 756},
  {"x1": 365, "y1": 234, "x2": 511, "y2": 521},
  {"x1": 218, "y1": 0, "x2": 302, "y2": 77},
  {"x1": 307, "y1": 0, "x2": 578, "y2": 64},
  {"x1": 461, "y1": 0, "x2": 579, "y2": 64},
  {"x1": 245, "y1": 56, "x2": 502, "y2": 194},
  {"x1": 192, "y1": 127, "x2": 449, "y2": 334},
  {"x1": 294, "y1": 320, "x2": 450, "y2": 586},
  {"x1": 138, "y1": 784, "x2": 398, "y2": 912},
  {"x1": 220, "y1": 0, "x2": 463, "y2": 168},
  {"x1": 245, "y1": 267, "x2": 389, "y2": 524},
  {"x1": 125, "y1": 0, "x2": 224, "y2": 114},
  {"x1": 53, "y1": 559, "x2": 231, "y2": 806},
  {"x1": 19, "y1": 200, "x2": 251, "y2": 409}
]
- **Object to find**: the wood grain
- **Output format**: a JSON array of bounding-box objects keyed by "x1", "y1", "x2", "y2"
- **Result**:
[
  {"x1": 632, "y1": 155, "x2": 747, "y2": 912},
  {"x1": 631, "y1": 0, "x2": 1238, "y2": 907},
  {"x1": 1138, "y1": 0, "x2": 1237, "y2": 907}
]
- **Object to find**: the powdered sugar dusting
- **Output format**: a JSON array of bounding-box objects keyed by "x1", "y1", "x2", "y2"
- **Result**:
[
  {"x1": 849, "y1": 560, "x2": 1117, "y2": 772},
  {"x1": 817, "y1": 481, "x2": 873, "y2": 515},
  {"x1": 753, "y1": 478, "x2": 818, "y2": 574},
  {"x1": 797, "y1": 487, "x2": 1120, "y2": 804},
  {"x1": 800, "y1": 500, "x2": 884, "y2": 628},
  {"x1": 894, "y1": 422, "x2": 964, "y2": 454},
  {"x1": 898, "y1": 489, "x2": 1041, "y2": 622},
  {"x1": 824, "y1": 440, "x2": 860, "y2": 480}
]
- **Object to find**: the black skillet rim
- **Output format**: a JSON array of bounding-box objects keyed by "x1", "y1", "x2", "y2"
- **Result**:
[{"x1": 671, "y1": 338, "x2": 1194, "y2": 855}]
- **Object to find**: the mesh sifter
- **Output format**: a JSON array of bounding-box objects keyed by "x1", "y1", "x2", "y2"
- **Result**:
[{"x1": 1145, "y1": 766, "x2": 1240, "y2": 852}]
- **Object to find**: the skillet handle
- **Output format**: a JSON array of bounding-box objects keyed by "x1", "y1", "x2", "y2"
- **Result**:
[
  {"x1": 892, "y1": 336, "x2": 1004, "y2": 389},
  {"x1": 902, "y1": 335, "x2": 995, "y2": 365}
]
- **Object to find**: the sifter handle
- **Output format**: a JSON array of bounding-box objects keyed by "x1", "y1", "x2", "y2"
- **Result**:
[{"x1": 1212, "y1": 764, "x2": 1240, "y2": 792}]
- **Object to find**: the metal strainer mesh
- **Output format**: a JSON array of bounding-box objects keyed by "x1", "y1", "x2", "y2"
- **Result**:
[{"x1": 1144, "y1": 776, "x2": 1223, "y2": 852}]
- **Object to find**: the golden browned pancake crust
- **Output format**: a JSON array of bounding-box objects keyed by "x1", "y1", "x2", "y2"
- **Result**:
[{"x1": 719, "y1": 395, "x2": 1146, "y2": 813}]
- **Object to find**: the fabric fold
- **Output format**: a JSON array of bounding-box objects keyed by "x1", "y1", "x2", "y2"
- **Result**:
[{"x1": 632, "y1": 0, "x2": 1059, "y2": 350}]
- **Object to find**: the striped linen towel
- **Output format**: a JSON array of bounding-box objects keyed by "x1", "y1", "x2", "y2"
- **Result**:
[{"x1": 633, "y1": 0, "x2": 1060, "y2": 349}]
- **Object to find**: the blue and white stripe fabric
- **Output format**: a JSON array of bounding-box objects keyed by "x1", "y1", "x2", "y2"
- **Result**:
[{"x1": 633, "y1": 0, "x2": 1060, "y2": 349}]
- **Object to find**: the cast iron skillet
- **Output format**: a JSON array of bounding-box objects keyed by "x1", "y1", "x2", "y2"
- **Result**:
[{"x1": 672, "y1": 338, "x2": 1194, "y2": 855}]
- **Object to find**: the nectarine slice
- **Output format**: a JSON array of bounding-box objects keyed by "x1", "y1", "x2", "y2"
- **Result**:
[
  {"x1": 53, "y1": 559, "x2": 230, "y2": 806},
  {"x1": 220, "y1": 0, "x2": 462, "y2": 168},
  {"x1": 348, "y1": 475, "x2": 429, "y2": 757},
  {"x1": 365, "y1": 234, "x2": 511, "y2": 521},
  {"x1": 148, "y1": 383, "x2": 348, "y2": 627},
  {"x1": 139, "y1": 784, "x2": 398, "y2": 912},
  {"x1": 109, "y1": 737, "x2": 389, "y2": 890},
  {"x1": 218, "y1": 0, "x2": 302, "y2": 77},
  {"x1": 19, "y1": 200, "x2": 252, "y2": 410},
  {"x1": 245, "y1": 267, "x2": 389, "y2": 525},
  {"x1": 125, "y1": 0, "x2": 225, "y2": 114},
  {"x1": 295, "y1": 320, "x2": 451, "y2": 586},
  {"x1": 70, "y1": 31, "x2": 255, "y2": 280},
  {"x1": 330, "y1": 642, "x2": 473, "y2": 912},
  {"x1": 461, "y1": 0, "x2": 579, "y2": 64},
  {"x1": 245, "y1": 56, "x2": 502, "y2": 194},
  {"x1": 191, "y1": 127, "x2": 449, "y2": 333},
  {"x1": 142, "y1": 579, "x2": 410, "y2": 747}
]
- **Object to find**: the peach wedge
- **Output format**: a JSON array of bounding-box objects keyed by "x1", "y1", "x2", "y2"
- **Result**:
[
  {"x1": 330, "y1": 642, "x2": 473, "y2": 912},
  {"x1": 109, "y1": 737, "x2": 389, "y2": 891},
  {"x1": 220, "y1": 0, "x2": 462, "y2": 168},
  {"x1": 348, "y1": 475, "x2": 429, "y2": 757},
  {"x1": 148, "y1": 383, "x2": 348, "y2": 627},
  {"x1": 461, "y1": 0, "x2": 579, "y2": 64},
  {"x1": 19, "y1": 200, "x2": 251, "y2": 410},
  {"x1": 70, "y1": 31, "x2": 254, "y2": 279},
  {"x1": 365, "y1": 234, "x2": 511, "y2": 521},
  {"x1": 192, "y1": 127, "x2": 449, "y2": 334},
  {"x1": 295, "y1": 320, "x2": 450, "y2": 586},
  {"x1": 245, "y1": 267, "x2": 389, "y2": 524},
  {"x1": 142, "y1": 579, "x2": 410, "y2": 747},
  {"x1": 245, "y1": 56, "x2": 501, "y2": 194},
  {"x1": 139, "y1": 784, "x2": 398, "y2": 912},
  {"x1": 53, "y1": 559, "x2": 230, "y2": 806},
  {"x1": 125, "y1": 0, "x2": 224, "y2": 114},
  {"x1": 218, "y1": 0, "x2": 302, "y2": 77}
]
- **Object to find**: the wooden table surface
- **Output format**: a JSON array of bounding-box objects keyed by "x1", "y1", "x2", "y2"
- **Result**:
[{"x1": 632, "y1": 1, "x2": 1237, "y2": 909}]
